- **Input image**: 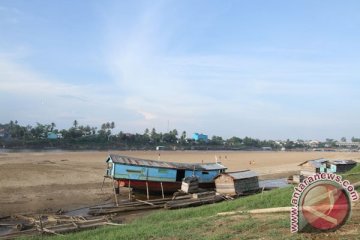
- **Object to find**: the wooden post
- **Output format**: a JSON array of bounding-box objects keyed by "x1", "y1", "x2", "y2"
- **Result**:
[
  {"x1": 128, "y1": 179, "x2": 131, "y2": 200},
  {"x1": 101, "y1": 177, "x2": 106, "y2": 191},
  {"x1": 146, "y1": 181, "x2": 149, "y2": 200},
  {"x1": 117, "y1": 180, "x2": 120, "y2": 194},
  {"x1": 112, "y1": 179, "x2": 119, "y2": 206},
  {"x1": 38, "y1": 216, "x2": 43, "y2": 233},
  {"x1": 160, "y1": 182, "x2": 164, "y2": 199}
]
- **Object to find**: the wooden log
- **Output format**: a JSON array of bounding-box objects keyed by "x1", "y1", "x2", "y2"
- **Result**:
[
  {"x1": 89, "y1": 200, "x2": 166, "y2": 209},
  {"x1": 105, "y1": 222, "x2": 126, "y2": 226},
  {"x1": 217, "y1": 206, "x2": 292, "y2": 216},
  {"x1": 89, "y1": 196, "x2": 191, "y2": 210},
  {"x1": 135, "y1": 199, "x2": 155, "y2": 206},
  {"x1": 41, "y1": 227, "x2": 63, "y2": 236},
  {"x1": 0, "y1": 229, "x2": 39, "y2": 239},
  {"x1": 0, "y1": 215, "x2": 115, "y2": 239},
  {"x1": 165, "y1": 196, "x2": 223, "y2": 209},
  {"x1": 16, "y1": 223, "x2": 34, "y2": 231},
  {"x1": 12, "y1": 214, "x2": 37, "y2": 223},
  {"x1": 192, "y1": 191, "x2": 215, "y2": 199},
  {"x1": 0, "y1": 215, "x2": 10, "y2": 221},
  {"x1": 89, "y1": 205, "x2": 163, "y2": 216}
]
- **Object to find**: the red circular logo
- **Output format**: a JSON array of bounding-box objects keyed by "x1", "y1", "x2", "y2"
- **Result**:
[{"x1": 300, "y1": 182, "x2": 351, "y2": 231}]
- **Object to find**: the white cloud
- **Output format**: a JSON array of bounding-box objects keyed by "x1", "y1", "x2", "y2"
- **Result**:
[{"x1": 102, "y1": 2, "x2": 360, "y2": 139}]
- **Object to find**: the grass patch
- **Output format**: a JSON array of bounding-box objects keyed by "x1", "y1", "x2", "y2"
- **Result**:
[
  {"x1": 342, "y1": 163, "x2": 360, "y2": 184},
  {"x1": 27, "y1": 165, "x2": 360, "y2": 240},
  {"x1": 27, "y1": 187, "x2": 294, "y2": 240}
]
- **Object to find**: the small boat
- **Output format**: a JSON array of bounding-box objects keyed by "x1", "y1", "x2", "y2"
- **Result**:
[{"x1": 105, "y1": 154, "x2": 227, "y2": 194}]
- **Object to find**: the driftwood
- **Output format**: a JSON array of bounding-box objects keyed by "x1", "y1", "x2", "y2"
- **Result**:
[
  {"x1": 0, "y1": 214, "x2": 120, "y2": 240},
  {"x1": 1, "y1": 191, "x2": 230, "y2": 239}
]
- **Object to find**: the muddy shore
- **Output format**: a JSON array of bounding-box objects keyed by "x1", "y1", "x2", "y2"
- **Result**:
[{"x1": 1, "y1": 150, "x2": 359, "y2": 216}]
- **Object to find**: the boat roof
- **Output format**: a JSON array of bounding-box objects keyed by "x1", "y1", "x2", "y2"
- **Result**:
[
  {"x1": 299, "y1": 158, "x2": 357, "y2": 167},
  {"x1": 107, "y1": 154, "x2": 227, "y2": 171},
  {"x1": 215, "y1": 170, "x2": 258, "y2": 180},
  {"x1": 298, "y1": 158, "x2": 328, "y2": 168},
  {"x1": 331, "y1": 160, "x2": 357, "y2": 165}
]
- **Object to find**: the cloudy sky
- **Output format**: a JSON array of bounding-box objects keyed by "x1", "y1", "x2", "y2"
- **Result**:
[{"x1": 1, "y1": 0, "x2": 360, "y2": 140}]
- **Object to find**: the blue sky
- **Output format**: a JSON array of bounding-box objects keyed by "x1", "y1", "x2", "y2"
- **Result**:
[{"x1": 1, "y1": 0, "x2": 360, "y2": 140}]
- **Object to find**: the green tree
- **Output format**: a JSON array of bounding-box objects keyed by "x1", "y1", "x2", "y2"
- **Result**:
[
  {"x1": 179, "y1": 131, "x2": 187, "y2": 145},
  {"x1": 210, "y1": 136, "x2": 224, "y2": 145},
  {"x1": 226, "y1": 136, "x2": 242, "y2": 146}
]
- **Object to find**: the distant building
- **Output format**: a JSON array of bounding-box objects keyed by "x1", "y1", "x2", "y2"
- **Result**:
[
  {"x1": 262, "y1": 147, "x2": 272, "y2": 151},
  {"x1": 336, "y1": 142, "x2": 360, "y2": 148},
  {"x1": 192, "y1": 133, "x2": 208, "y2": 142},
  {"x1": 47, "y1": 132, "x2": 61, "y2": 139},
  {"x1": 307, "y1": 140, "x2": 320, "y2": 148},
  {"x1": 156, "y1": 146, "x2": 166, "y2": 151}
]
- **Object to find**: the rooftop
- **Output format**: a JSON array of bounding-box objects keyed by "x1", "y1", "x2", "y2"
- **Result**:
[
  {"x1": 107, "y1": 154, "x2": 227, "y2": 171},
  {"x1": 299, "y1": 158, "x2": 357, "y2": 167}
]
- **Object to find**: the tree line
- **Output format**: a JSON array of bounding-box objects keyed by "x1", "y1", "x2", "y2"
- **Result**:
[
  {"x1": 0, "y1": 120, "x2": 357, "y2": 150},
  {"x1": 0, "y1": 120, "x2": 284, "y2": 150}
]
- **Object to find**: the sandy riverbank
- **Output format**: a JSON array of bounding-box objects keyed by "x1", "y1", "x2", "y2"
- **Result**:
[{"x1": 0, "y1": 150, "x2": 359, "y2": 216}]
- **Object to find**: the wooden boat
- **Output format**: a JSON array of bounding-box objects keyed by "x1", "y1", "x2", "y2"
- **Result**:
[{"x1": 105, "y1": 154, "x2": 227, "y2": 194}]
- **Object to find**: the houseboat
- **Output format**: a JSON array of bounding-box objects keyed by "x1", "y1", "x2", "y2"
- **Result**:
[{"x1": 105, "y1": 154, "x2": 227, "y2": 193}]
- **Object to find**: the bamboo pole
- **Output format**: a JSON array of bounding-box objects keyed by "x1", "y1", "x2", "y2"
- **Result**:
[
  {"x1": 135, "y1": 199, "x2": 155, "y2": 206},
  {"x1": 128, "y1": 179, "x2": 131, "y2": 200},
  {"x1": 112, "y1": 179, "x2": 119, "y2": 206},
  {"x1": 146, "y1": 181, "x2": 149, "y2": 200},
  {"x1": 117, "y1": 180, "x2": 120, "y2": 194},
  {"x1": 217, "y1": 206, "x2": 292, "y2": 216},
  {"x1": 101, "y1": 177, "x2": 106, "y2": 191},
  {"x1": 160, "y1": 182, "x2": 164, "y2": 199}
]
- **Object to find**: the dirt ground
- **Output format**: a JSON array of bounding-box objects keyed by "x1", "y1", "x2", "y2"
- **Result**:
[{"x1": 0, "y1": 150, "x2": 359, "y2": 216}]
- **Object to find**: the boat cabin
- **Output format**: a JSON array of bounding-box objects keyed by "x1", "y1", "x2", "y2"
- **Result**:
[
  {"x1": 105, "y1": 154, "x2": 227, "y2": 184},
  {"x1": 214, "y1": 170, "x2": 259, "y2": 196}
]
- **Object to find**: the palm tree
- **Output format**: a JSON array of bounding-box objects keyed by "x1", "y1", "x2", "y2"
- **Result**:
[{"x1": 51, "y1": 122, "x2": 56, "y2": 132}]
